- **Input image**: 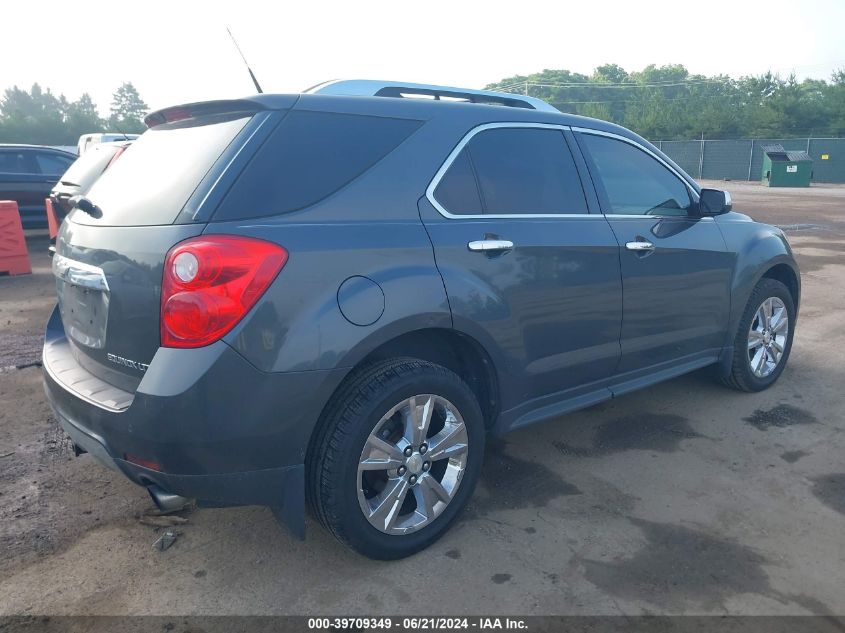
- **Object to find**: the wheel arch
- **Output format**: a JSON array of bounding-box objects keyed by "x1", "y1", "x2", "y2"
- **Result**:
[
  {"x1": 760, "y1": 262, "x2": 801, "y2": 312},
  {"x1": 724, "y1": 223, "x2": 801, "y2": 335},
  {"x1": 316, "y1": 327, "x2": 501, "y2": 437}
]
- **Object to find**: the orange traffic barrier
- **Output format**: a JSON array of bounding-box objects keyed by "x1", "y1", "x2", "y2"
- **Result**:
[
  {"x1": 46, "y1": 198, "x2": 60, "y2": 240},
  {"x1": 0, "y1": 200, "x2": 32, "y2": 276}
]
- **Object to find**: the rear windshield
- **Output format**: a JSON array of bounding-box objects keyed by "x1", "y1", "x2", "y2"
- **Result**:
[
  {"x1": 74, "y1": 114, "x2": 250, "y2": 226},
  {"x1": 212, "y1": 111, "x2": 421, "y2": 220}
]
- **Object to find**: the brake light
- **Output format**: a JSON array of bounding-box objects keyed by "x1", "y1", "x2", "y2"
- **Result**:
[
  {"x1": 106, "y1": 145, "x2": 127, "y2": 169},
  {"x1": 161, "y1": 235, "x2": 288, "y2": 348}
]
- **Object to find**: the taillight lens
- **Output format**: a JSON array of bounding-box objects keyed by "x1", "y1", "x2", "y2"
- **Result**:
[
  {"x1": 161, "y1": 235, "x2": 288, "y2": 348},
  {"x1": 106, "y1": 145, "x2": 127, "y2": 169}
]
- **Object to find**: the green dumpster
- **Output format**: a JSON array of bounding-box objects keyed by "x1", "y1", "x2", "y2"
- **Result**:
[{"x1": 761, "y1": 144, "x2": 813, "y2": 187}]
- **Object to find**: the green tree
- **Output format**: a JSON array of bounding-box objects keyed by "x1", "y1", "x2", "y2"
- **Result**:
[
  {"x1": 65, "y1": 93, "x2": 104, "y2": 138},
  {"x1": 109, "y1": 82, "x2": 148, "y2": 133},
  {"x1": 487, "y1": 64, "x2": 845, "y2": 140},
  {"x1": 0, "y1": 83, "x2": 67, "y2": 144},
  {"x1": 826, "y1": 69, "x2": 845, "y2": 136}
]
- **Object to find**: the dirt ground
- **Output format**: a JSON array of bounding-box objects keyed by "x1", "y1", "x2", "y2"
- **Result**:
[{"x1": 0, "y1": 180, "x2": 843, "y2": 616}]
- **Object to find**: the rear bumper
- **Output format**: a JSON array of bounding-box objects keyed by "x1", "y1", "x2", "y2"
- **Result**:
[
  {"x1": 42, "y1": 305, "x2": 347, "y2": 534},
  {"x1": 53, "y1": 403, "x2": 302, "y2": 503}
]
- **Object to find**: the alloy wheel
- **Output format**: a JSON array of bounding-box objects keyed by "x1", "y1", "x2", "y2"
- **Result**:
[
  {"x1": 357, "y1": 394, "x2": 469, "y2": 535},
  {"x1": 747, "y1": 296, "x2": 789, "y2": 378}
]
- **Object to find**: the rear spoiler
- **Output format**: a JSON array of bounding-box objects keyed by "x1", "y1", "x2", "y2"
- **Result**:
[{"x1": 144, "y1": 99, "x2": 267, "y2": 128}]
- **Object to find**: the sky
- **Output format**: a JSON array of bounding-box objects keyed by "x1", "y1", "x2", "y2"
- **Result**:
[{"x1": 2, "y1": 0, "x2": 845, "y2": 116}]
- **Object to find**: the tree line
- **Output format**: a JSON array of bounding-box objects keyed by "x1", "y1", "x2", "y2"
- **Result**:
[
  {"x1": 0, "y1": 82, "x2": 148, "y2": 146},
  {"x1": 2, "y1": 66, "x2": 844, "y2": 146},
  {"x1": 487, "y1": 64, "x2": 845, "y2": 140}
]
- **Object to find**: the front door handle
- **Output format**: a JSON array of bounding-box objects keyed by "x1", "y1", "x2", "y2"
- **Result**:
[
  {"x1": 625, "y1": 240, "x2": 655, "y2": 252},
  {"x1": 468, "y1": 239, "x2": 514, "y2": 253}
]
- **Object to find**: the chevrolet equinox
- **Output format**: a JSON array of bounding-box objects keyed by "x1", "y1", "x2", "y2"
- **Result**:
[{"x1": 43, "y1": 80, "x2": 800, "y2": 559}]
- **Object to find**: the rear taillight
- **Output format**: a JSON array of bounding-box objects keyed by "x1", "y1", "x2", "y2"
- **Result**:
[
  {"x1": 161, "y1": 235, "x2": 288, "y2": 348},
  {"x1": 106, "y1": 145, "x2": 127, "y2": 169}
]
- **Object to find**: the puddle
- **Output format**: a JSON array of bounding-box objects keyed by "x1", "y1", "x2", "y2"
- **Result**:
[
  {"x1": 554, "y1": 413, "x2": 701, "y2": 457},
  {"x1": 467, "y1": 439, "x2": 581, "y2": 516},
  {"x1": 743, "y1": 405, "x2": 817, "y2": 431},
  {"x1": 811, "y1": 473, "x2": 845, "y2": 516},
  {"x1": 582, "y1": 518, "x2": 770, "y2": 610},
  {"x1": 780, "y1": 450, "x2": 810, "y2": 463}
]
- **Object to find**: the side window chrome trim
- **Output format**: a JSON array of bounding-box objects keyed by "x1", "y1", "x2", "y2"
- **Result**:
[
  {"x1": 425, "y1": 122, "x2": 595, "y2": 220},
  {"x1": 571, "y1": 126, "x2": 700, "y2": 207}
]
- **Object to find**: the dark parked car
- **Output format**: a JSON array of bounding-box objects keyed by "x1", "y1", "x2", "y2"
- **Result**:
[
  {"x1": 50, "y1": 141, "x2": 133, "y2": 218},
  {"x1": 43, "y1": 81, "x2": 800, "y2": 559},
  {"x1": 0, "y1": 144, "x2": 76, "y2": 228}
]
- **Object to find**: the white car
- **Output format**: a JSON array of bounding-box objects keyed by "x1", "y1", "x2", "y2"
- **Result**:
[{"x1": 77, "y1": 132, "x2": 140, "y2": 155}]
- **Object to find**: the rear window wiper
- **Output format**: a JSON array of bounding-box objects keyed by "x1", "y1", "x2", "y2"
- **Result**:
[{"x1": 69, "y1": 195, "x2": 102, "y2": 219}]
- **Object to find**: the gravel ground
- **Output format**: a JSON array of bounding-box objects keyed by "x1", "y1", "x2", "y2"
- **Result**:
[{"x1": 0, "y1": 182, "x2": 843, "y2": 616}]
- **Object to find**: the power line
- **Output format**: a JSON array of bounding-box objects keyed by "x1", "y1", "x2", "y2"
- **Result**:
[
  {"x1": 545, "y1": 93, "x2": 751, "y2": 106},
  {"x1": 491, "y1": 59, "x2": 845, "y2": 93},
  {"x1": 495, "y1": 78, "x2": 735, "y2": 91}
]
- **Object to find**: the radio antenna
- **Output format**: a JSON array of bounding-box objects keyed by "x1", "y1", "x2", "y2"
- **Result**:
[{"x1": 226, "y1": 27, "x2": 263, "y2": 94}]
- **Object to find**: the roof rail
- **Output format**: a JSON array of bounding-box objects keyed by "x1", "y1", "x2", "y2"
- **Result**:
[{"x1": 305, "y1": 79, "x2": 559, "y2": 113}]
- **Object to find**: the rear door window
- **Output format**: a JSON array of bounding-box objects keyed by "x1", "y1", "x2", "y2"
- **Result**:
[
  {"x1": 433, "y1": 127, "x2": 588, "y2": 216},
  {"x1": 213, "y1": 111, "x2": 422, "y2": 220},
  {"x1": 77, "y1": 114, "x2": 251, "y2": 226},
  {"x1": 35, "y1": 152, "x2": 74, "y2": 176}
]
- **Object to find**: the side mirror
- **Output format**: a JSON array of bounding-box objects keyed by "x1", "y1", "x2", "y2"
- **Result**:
[{"x1": 699, "y1": 188, "x2": 732, "y2": 215}]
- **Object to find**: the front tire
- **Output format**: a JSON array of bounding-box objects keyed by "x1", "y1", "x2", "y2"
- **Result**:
[
  {"x1": 307, "y1": 358, "x2": 485, "y2": 559},
  {"x1": 722, "y1": 278, "x2": 795, "y2": 392}
]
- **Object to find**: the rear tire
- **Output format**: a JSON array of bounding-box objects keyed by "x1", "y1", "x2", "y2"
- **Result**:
[
  {"x1": 307, "y1": 358, "x2": 484, "y2": 559},
  {"x1": 722, "y1": 278, "x2": 795, "y2": 392}
]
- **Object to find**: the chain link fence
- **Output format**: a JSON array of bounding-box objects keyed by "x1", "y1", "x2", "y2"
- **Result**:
[{"x1": 653, "y1": 138, "x2": 845, "y2": 183}]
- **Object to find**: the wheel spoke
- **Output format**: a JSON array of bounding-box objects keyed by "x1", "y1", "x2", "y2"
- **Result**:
[
  {"x1": 753, "y1": 347, "x2": 767, "y2": 375},
  {"x1": 412, "y1": 477, "x2": 436, "y2": 520},
  {"x1": 771, "y1": 311, "x2": 788, "y2": 334},
  {"x1": 755, "y1": 307, "x2": 766, "y2": 331},
  {"x1": 359, "y1": 435, "x2": 405, "y2": 471},
  {"x1": 771, "y1": 339, "x2": 784, "y2": 354},
  {"x1": 750, "y1": 345, "x2": 766, "y2": 376},
  {"x1": 368, "y1": 477, "x2": 410, "y2": 531},
  {"x1": 404, "y1": 395, "x2": 434, "y2": 447},
  {"x1": 427, "y1": 422, "x2": 468, "y2": 462},
  {"x1": 748, "y1": 330, "x2": 764, "y2": 350},
  {"x1": 762, "y1": 299, "x2": 773, "y2": 328},
  {"x1": 415, "y1": 475, "x2": 451, "y2": 522},
  {"x1": 423, "y1": 473, "x2": 451, "y2": 503}
]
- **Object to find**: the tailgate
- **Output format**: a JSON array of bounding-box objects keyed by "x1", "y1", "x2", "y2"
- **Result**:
[
  {"x1": 53, "y1": 222, "x2": 206, "y2": 392},
  {"x1": 49, "y1": 102, "x2": 266, "y2": 392}
]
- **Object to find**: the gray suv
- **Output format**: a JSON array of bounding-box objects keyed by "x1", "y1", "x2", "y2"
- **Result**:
[{"x1": 43, "y1": 80, "x2": 800, "y2": 559}]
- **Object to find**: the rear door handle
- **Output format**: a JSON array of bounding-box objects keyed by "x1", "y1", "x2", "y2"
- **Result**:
[
  {"x1": 625, "y1": 240, "x2": 655, "y2": 252},
  {"x1": 468, "y1": 239, "x2": 514, "y2": 253}
]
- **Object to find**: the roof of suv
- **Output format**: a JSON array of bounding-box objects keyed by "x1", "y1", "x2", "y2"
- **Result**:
[
  {"x1": 305, "y1": 79, "x2": 560, "y2": 113},
  {"x1": 146, "y1": 79, "x2": 639, "y2": 140}
]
